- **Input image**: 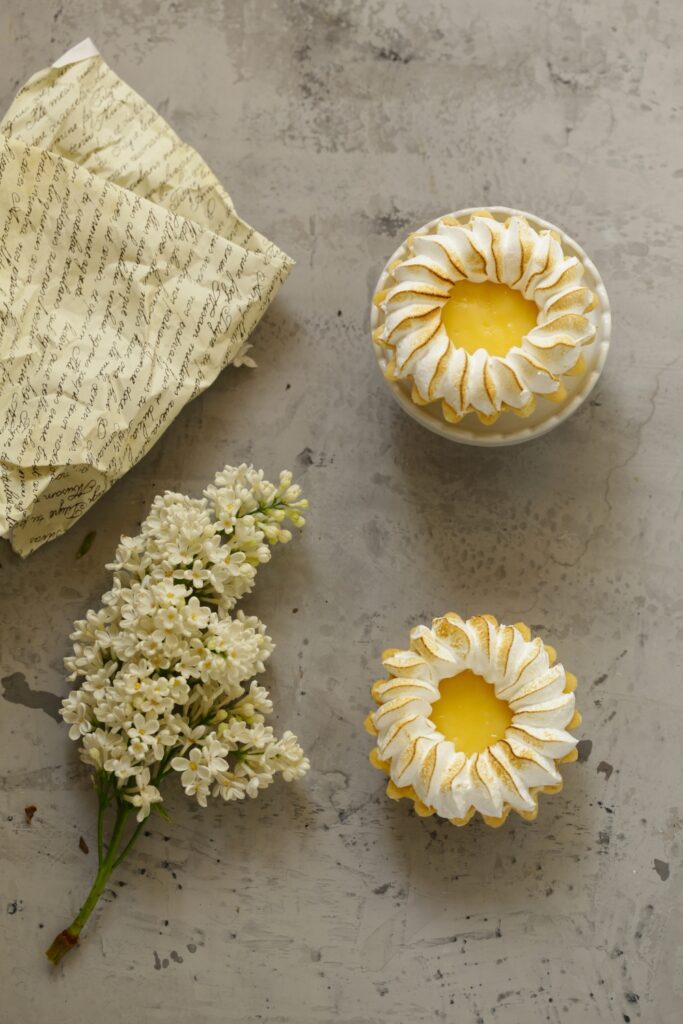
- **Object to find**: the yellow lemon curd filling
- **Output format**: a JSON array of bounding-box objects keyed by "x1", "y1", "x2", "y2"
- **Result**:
[
  {"x1": 440, "y1": 280, "x2": 538, "y2": 357},
  {"x1": 428, "y1": 669, "x2": 512, "y2": 754}
]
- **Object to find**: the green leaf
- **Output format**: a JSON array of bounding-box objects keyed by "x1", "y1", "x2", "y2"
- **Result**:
[
  {"x1": 152, "y1": 803, "x2": 173, "y2": 823},
  {"x1": 76, "y1": 531, "x2": 97, "y2": 559}
]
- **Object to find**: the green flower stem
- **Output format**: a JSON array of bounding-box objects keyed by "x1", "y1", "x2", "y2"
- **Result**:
[
  {"x1": 96, "y1": 775, "x2": 111, "y2": 866},
  {"x1": 112, "y1": 819, "x2": 146, "y2": 870},
  {"x1": 45, "y1": 803, "x2": 135, "y2": 965},
  {"x1": 97, "y1": 801, "x2": 105, "y2": 866}
]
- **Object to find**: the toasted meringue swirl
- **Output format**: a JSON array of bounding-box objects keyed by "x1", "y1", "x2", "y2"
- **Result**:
[
  {"x1": 368, "y1": 614, "x2": 580, "y2": 825},
  {"x1": 374, "y1": 212, "x2": 597, "y2": 424}
]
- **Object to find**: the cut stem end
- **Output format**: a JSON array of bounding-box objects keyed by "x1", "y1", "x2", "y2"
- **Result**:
[{"x1": 45, "y1": 927, "x2": 81, "y2": 965}]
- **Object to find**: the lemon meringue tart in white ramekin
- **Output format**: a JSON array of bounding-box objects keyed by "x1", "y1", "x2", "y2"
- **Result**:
[
  {"x1": 365, "y1": 614, "x2": 580, "y2": 827},
  {"x1": 371, "y1": 207, "x2": 610, "y2": 446}
]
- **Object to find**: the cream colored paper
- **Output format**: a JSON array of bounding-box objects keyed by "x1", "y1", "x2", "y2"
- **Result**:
[{"x1": 0, "y1": 44, "x2": 293, "y2": 556}]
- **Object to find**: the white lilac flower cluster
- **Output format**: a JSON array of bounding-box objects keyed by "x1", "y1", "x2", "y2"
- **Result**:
[{"x1": 61, "y1": 465, "x2": 310, "y2": 821}]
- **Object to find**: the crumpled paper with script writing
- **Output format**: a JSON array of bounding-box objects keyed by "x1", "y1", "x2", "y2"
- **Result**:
[{"x1": 0, "y1": 40, "x2": 293, "y2": 556}]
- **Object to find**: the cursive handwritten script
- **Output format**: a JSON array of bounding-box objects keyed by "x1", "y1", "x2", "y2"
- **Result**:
[{"x1": 0, "y1": 51, "x2": 292, "y2": 555}]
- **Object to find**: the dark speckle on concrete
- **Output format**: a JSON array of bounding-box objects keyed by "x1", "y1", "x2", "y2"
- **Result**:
[
  {"x1": 295, "y1": 447, "x2": 330, "y2": 469},
  {"x1": 373, "y1": 45, "x2": 413, "y2": 64},
  {"x1": 153, "y1": 950, "x2": 162, "y2": 970},
  {"x1": 545, "y1": 58, "x2": 578, "y2": 90},
  {"x1": 373, "y1": 882, "x2": 391, "y2": 895},
  {"x1": 296, "y1": 446, "x2": 314, "y2": 467},
  {"x1": 577, "y1": 739, "x2": 593, "y2": 763},
  {"x1": 653, "y1": 859, "x2": 670, "y2": 881},
  {"x1": 372, "y1": 204, "x2": 412, "y2": 237},
  {"x1": 0, "y1": 673, "x2": 61, "y2": 721},
  {"x1": 597, "y1": 761, "x2": 614, "y2": 779}
]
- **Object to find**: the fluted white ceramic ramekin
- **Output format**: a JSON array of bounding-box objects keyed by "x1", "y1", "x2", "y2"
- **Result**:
[{"x1": 371, "y1": 206, "x2": 611, "y2": 447}]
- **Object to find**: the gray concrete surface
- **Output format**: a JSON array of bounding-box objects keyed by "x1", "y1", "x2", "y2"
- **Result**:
[{"x1": 1, "y1": 1, "x2": 682, "y2": 1021}]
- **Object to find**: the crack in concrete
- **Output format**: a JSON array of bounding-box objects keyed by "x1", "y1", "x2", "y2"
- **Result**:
[{"x1": 550, "y1": 356, "x2": 680, "y2": 568}]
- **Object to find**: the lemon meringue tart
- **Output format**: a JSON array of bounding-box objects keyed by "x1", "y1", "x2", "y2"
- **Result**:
[
  {"x1": 365, "y1": 614, "x2": 580, "y2": 827},
  {"x1": 372, "y1": 209, "x2": 600, "y2": 427}
]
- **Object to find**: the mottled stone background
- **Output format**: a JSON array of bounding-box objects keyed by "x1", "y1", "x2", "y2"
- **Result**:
[{"x1": 1, "y1": 1, "x2": 682, "y2": 1021}]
